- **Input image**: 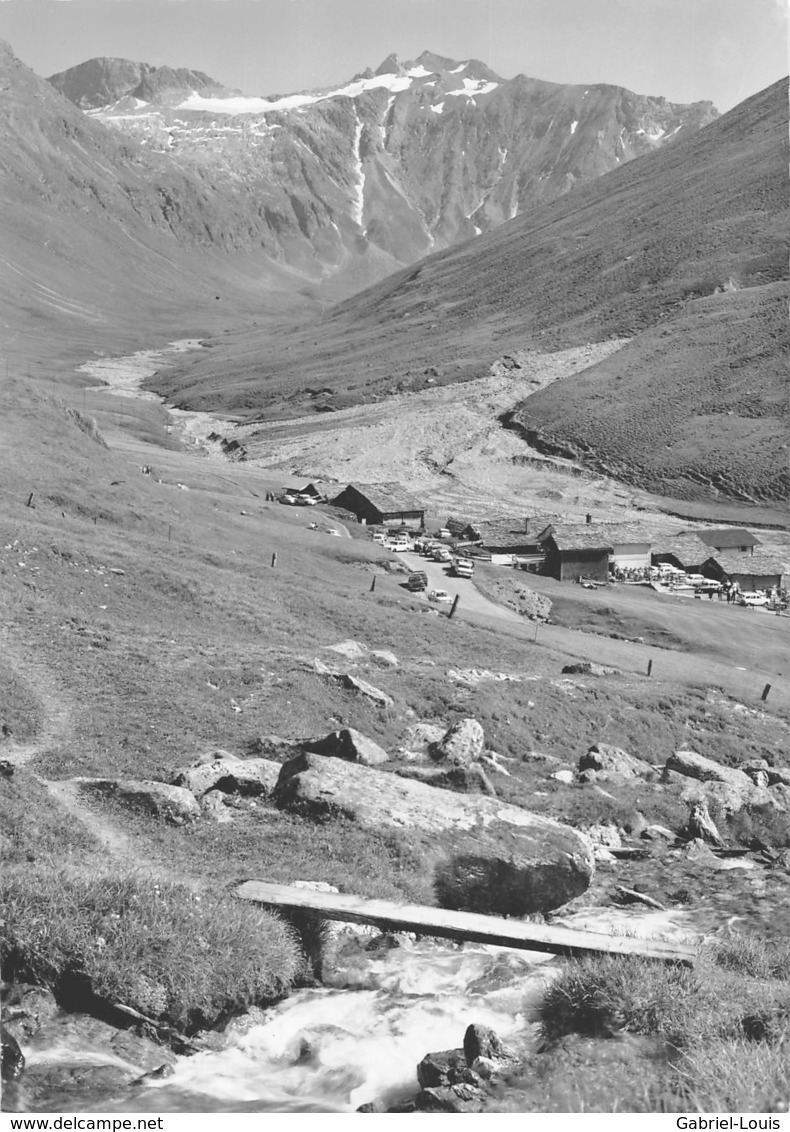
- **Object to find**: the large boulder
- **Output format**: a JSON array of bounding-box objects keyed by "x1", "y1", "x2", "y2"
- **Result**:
[
  {"x1": 430, "y1": 719, "x2": 485, "y2": 766},
  {"x1": 273, "y1": 753, "x2": 594, "y2": 914},
  {"x1": 580, "y1": 744, "x2": 655, "y2": 781},
  {"x1": 303, "y1": 728, "x2": 389, "y2": 767},
  {"x1": 665, "y1": 751, "x2": 779, "y2": 814},
  {"x1": 171, "y1": 757, "x2": 281, "y2": 798},
  {"x1": 77, "y1": 779, "x2": 200, "y2": 824}
]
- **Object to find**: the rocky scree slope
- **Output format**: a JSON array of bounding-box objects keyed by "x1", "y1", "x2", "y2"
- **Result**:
[
  {"x1": 157, "y1": 78, "x2": 787, "y2": 505},
  {"x1": 49, "y1": 48, "x2": 717, "y2": 294}
]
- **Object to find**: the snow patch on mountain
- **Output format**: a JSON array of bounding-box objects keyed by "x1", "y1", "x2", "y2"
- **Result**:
[
  {"x1": 431, "y1": 102, "x2": 445, "y2": 114},
  {"x1": 570, "y1": 120, "x2": 578, "y2": 134},
  {"x1": 351, "y1": 111, "x2": 365, "y2": 227},
  {"x1": 446, "y1": 78, "x2": 499, "y2": 98},
  {"x1": 176, "y1": 71, "x2": 415, "y2": 116}
]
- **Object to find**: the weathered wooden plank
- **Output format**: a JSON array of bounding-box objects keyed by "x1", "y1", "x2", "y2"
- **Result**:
[{"x1": 235, "y1": 881, "x2": 695, "y2": 966}]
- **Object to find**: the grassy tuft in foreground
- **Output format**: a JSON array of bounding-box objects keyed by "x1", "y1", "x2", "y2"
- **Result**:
[
  {"x1": 521, "y1": 938, "x2": 790, "y2": 1112},
  {"x1": 1, "y1": 869, "x2": 302, "y2": 1033}
]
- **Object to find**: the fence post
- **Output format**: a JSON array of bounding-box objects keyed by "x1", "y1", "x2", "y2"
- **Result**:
[
  {"x1": 370, "y1": 576, "x2": 376, "y2": 592},
  {"x1": 448, "y1": 595, "x2": 460, "y2": 619},
  {"x1": 761, "y1": 683, "x2": 771, "y2": 702},
  {"x1": 26, "y1": 492, "x2": 34, "y2": 508},
  {"x1": 271, "y1": 552, "x2": 277, "y2": 568},
  {"x1": 647, "y1": 659, "x2": 653, "y2": 677}
]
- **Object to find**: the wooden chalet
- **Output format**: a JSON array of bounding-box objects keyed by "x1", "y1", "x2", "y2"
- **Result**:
[
  {"x1": 687, "y1": 528, "x2": 762, "y2": 556},
  {"x1": 702, "y1": 552, "x2": 786, "y2": 592},
  {"x1": 543, "y1": 525, "x2": 613, "y2": 583},
  {"x1": 478, "y1": 516, "x2": 556, "y2": 558},
  {"x1": 331, "y1": 483, "x2": 425, "y2": 528}
]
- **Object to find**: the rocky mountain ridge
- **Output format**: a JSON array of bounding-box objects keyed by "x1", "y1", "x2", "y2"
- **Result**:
[{"x1": 49, "y1": 49, "x2": 718, "y2": 288}]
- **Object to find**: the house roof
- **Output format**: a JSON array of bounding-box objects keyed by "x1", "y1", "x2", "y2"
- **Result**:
[
  {"x1": 711, "y1": 552, "x2": 788, "y2": 577},
  {"x1": 690, "y1": 528, "x2": 762, "y2": 550},
  {"x1": 477, "y1": 515, "x2": 557, "y2": 547},
  {"x1": 548, "y1": 525, "x2": 614, "y2": 552},
  {"x1": 651, "y1": 534, "x2": 711, "y2": 564},
  {"x1": 340, "y1": 482, "x2": 425, "y2": 513}
]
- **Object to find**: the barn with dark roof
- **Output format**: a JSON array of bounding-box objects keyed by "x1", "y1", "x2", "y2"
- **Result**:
[
  {"x1": 331, "y1": 483, "x2": 425, "y2": 527},
  {"x1": 543, "y1": 526, "x2": 613, "y2": 582}
]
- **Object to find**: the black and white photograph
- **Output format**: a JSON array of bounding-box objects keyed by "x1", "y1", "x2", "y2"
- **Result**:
[{"x1": 0, "y1": 0, "x2": 788, "y2": 1117}]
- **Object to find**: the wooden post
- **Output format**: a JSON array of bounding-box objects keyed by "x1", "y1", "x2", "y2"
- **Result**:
[
  {"x1": 370, "y1": 576, "x2": 376, "y2": 592},
  {"x1": 26, "y1": 492, "x2": 34, "y2": 508},
  {"x1": 271, "y1": 552, "x2": 277, "y2": 568},
  {"x1": 647, "y1": 659, "x2": 653, "y2": 677},
  {"x1": 448, "y1": 594, "x2": 460, "y2": 619},
  {"x1": 168, "y1": 525, "x2": 172, "y2": 542},
  {"x1": 761, "y1": 683, "x2": 771, "y2": 702}
]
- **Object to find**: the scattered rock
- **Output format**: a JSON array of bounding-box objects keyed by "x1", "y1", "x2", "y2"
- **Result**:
[
  {"x1": 580, "y1": 744, "x2": 655, "y2": 781},
  {"x1": 686, "y1": 801, "x2": 724, "y2": 846},
  {"x1": 171, "y1": 757, "x2": 281, "y2": 798},
  {"x1": 274, "y1": 753, "x2": 595, "y2": 914},
  {"x1": 683, "y1": 839, "x2": 756, "y2": 870},
  {"x1": 130, "y1": 1063, "x2": 175, "y2": 1086},
  {"x1": 187, "y1": 748, "x2": 240, "y2": 767},
  {"x1": 1, "y1": 985, "x2": 59, "y2": 1041},
  {"x1": 303, "y1": 728, "x2": 389, "y2": 767},
  {"x1": 767, "y1": 767, "x2": 790, "y2": 788},
  {"x1": 551, "y1": 769, "x2": 574, "y2": 785},
  {"x1": 417, "y1": 1048, "x2": 468, "y2": 1089},
  {"x1": 370, "y1": 650, "x2": 398, "y2": 668},
  {"x1": 414, "y1": 1084, "x2": 484, "y2": 1113},
  {"x1": 561, "y1": 662, "x2": 614, "y2": 676},
  {"x1": 334, "y1": 673, "x2": 394, "y2": 708},
  {"x1": 1, "y1": 1025, "x2": 24, "y2": 1080},
  {"x1": 200, "y1": 791, "x2": 234, "y2": 823},
  {"x1": 77, "y1": 778, "x2": 200, "y2": 824},
  {"x1": 585, "y1": 823, "x2": 623, "y2": 849},
  {"x1": 430, "y1": 718, "x2": 485, "y2": 766},
  {"x1": 398, "y1": 722, "x2": 446, "y2": 760},
  {"x1": 614, "y1": 885, "x2": 665, "y2": 911},
  {"x1": 463, "y1": 1023, "x2": 511, "y2": 1065},
  {"x1": 324, "y1": 640, "x2": 368, "y2": 661},
  {"x1": 641, "y1": 824, "x2": 677, "y2": 842},
  {"x1": 665, "y1": 751, "x2": 770, "y2": 801}
]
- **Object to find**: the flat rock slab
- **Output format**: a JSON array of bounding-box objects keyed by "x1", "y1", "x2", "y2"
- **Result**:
[
  {"x1": 172, "y1": 758, "x2": 281, "y2": 798},
  {"x1": 273, "y1": 752, "x2": 594, "y2": 914},
  {"x1": 76, "y1": 778, "x2": 200, "y2": 824}
]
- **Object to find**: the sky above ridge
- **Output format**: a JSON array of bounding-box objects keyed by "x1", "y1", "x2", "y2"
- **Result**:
[{"x1": 0, "y1": 0, "x2": 786, "y2": 113}]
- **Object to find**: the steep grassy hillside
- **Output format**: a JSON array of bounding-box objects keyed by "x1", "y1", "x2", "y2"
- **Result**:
[
  {"x1": 505, "y1": 281, "x2": 790, "y2": 503},
  {"x1": 155, "y1": 77, "x2": 787, "y2": 503}
]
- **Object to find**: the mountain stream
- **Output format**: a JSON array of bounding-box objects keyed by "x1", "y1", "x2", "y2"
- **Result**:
[{"x1": 12, "y1": 341, "x2": 697, "y2": 1113}]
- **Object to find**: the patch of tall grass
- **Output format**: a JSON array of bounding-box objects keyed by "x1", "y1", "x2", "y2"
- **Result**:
[{"x1": 1, "y1": 868, "x2": 301, "y2": 1032}]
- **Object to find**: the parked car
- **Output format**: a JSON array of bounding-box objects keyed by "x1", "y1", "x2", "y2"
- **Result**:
[
  {"x1": 452, "y1": 558, "x2": 474, "y2": 578},
  {"x1": 433, "y1": 547, "x2": 452, "y2": 562},
  {"x1": 436, "y1": 528, "x2": 451, "y2": 539},
  {"x1": 407, "y1": 571, "x2": 428, "y2": 591},
  {"x1": 428, "y1": 588, "x2": 452, "y2": 603},
  {"x1": 371, "y1": 532, "x2": 386, "y2": 543},
  {"x1": 738, "y1": 591, "x2": 769, "y2": 607}
]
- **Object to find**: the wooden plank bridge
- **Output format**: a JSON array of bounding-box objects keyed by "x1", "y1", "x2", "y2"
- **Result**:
[{"x1": 235, "y1": 881, "x2": 696, "y2": 966}]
